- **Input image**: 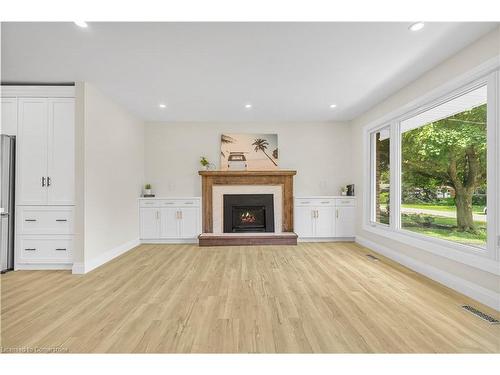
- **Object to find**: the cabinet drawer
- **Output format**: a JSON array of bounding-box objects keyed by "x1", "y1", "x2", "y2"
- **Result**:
[
  {"x1": 295, "y1": 199, "x2": 315, "y2": 206},
  {"x1": 160, "y1": 199, "x2": 200, "y2": 207},
  {"x1": 335, "y1": 199, "x2": 356, "y2": 207},
  {"x1": 17, "y1": 206, "x2": 74, "y2": 235},
  {"x1": 295, "y1": 198, "x2": 334, "y2": 206},
  {"x1": 139, "y1": 200, "x2": 160, "y2": 208},
  {"x1": 18, "y1": 237, "x2": 72, "y2": 263}
]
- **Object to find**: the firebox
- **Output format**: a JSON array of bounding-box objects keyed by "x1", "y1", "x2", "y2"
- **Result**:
[{"x1": 223, "y1": 194, "x2": 274, "y2": 233}]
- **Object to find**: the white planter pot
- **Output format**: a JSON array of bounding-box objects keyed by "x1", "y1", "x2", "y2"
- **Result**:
[{"x1": 144, "y1": 189, "x2": 152, "y2": 195}]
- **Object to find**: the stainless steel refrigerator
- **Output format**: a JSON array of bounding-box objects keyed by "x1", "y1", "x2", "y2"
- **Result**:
[{"x1": 1, "y1": 135, "x2": 15, "y2": 273}]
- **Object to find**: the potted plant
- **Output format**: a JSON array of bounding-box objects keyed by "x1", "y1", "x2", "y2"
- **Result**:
[
  {"x1": 200, "y1": 156, "x2": 210, "y2": 170},
  {"x1": 144, "y1": 184, "x2": 152, "y2": 196},
  {"x1": 341, "y1": 187, "x2": 347, "y2": 196}
]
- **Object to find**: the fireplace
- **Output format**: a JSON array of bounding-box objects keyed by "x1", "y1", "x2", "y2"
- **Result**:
[
  {"x1": 198, "y1": 170, "x2": 297, "y2": 246},
  {"x1": 223, "y1": 194, "x2": 274, "y2": 233}
]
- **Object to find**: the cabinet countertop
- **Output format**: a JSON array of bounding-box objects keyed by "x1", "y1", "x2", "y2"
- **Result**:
[
  {"x1": 295, "y1": 196, "x2": 356, "y2": 199},
  {"x1": 138, "y1": 197, "x2": 201, "y2": 200},
  {"x1": 138, "y1": 196, "x2": 355, "y2": 200}
]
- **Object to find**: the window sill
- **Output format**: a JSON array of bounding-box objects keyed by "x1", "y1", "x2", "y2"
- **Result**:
[{"x1": 362, "y1": 223, "x2": 500, "y2": 276}]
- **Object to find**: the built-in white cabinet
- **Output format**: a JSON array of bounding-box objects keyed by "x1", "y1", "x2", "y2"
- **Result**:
[
  {"x1": 2, "y1": 86, "x2": 76, "y2": 269},
  {"x1": 178, "y1": 207, "x2": 200, "y2": 238},
  {"x1": 140, "y1": 207, "x2": 161, "y2": 239},
  {"x1": 139, "y1": 198, "x2": 201, "y2": 242},
  {"x1": 17, "y1": 97, "x2": 75, "y2": 206},
  {"x1": 1, "y1": 98, "x2": 18, "y2": 135},
  {"x1": 295, "y1": 201, "x2": 335, "y2": 238},
  {"x1": 47, "y1": 99, "x2": 75, "y2": 205},
  {"x1": 335, "y1": 205, "x2": 356, "y2": 237},
  {"x1": 294, "y1": 197, "x2": 356, "y2": 240}
]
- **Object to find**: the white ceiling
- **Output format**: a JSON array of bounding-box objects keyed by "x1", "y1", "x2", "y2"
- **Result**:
[{"x1": 1, "y1": 22, "x2": 497, "y2": 122}]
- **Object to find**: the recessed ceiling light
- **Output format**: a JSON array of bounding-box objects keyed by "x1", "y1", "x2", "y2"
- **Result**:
[
  {"x1": 329, "y1": 104, "x2": 337, "y2": 109},
  {"x1": 74, "y1": 21, "x2": 88, "y2": 28},
  {"x1": 159, "y1": 103, "x2": 167, "y2": 109},
  {"x1": 245, "y1": 103, "x2": 253, "y2": 109},
  {"x1": 409, "y1": 22, "x2": 425, "y2": 32}
]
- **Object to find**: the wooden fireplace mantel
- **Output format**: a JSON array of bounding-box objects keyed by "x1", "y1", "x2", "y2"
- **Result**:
[
  {"x1": 199, "y1": 170, "x2": 297, "y2": 234},
  {"x1": 199, "y1": 170, "x2": 297, "y2": 177}
]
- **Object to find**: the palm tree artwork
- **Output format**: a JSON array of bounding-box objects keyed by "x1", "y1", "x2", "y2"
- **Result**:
[
  {"x1": 252, "y1": 138, "x2": 277, "y2": 167},
  {"x1": 220, "y1": 133, "x2": 278, "y2": 170},
  {"x1": 220, "y1": 134, "x2": 236, "y2": 158}
]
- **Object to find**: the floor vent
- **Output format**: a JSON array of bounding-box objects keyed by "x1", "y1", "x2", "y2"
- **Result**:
[
  {"x1": 461, "y1": 305, "x2": 499, "y2": 324},
  {"x1": 365, "y1": 254, "x2": 379, "y2": 261}
]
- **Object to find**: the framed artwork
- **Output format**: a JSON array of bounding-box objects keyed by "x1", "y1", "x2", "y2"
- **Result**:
[{"x1": 220, "y1": 133, "x2": 278, "y2": 170}]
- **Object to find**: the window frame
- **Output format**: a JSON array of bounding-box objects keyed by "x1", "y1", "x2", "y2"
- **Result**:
[{"x1": 363, "y1": 58, "x2": 499, "y2": 274}]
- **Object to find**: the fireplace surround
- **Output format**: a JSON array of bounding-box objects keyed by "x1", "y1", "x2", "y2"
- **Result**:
[{"x1": 198, "y1": 170, "x2": 297, "y2": 246}]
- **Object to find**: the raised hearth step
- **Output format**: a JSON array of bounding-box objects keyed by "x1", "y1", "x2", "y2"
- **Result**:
[{"x1": 198, "y1": 232, "x2": 298, "y2": 246}]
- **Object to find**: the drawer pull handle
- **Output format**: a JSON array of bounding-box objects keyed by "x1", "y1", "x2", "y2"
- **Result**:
[
  {"x1": 56, "y1": 219, "x2": 67, "y2": 222},
  {"x1": 164, "y1": 202, "x2": 174, "y2": 205},
  {"x1": 184, "y1": 202, "x2": 193, "y2": 204},
  {"x1": 301, "y1": 201, "x2": 310, "y2": 204},
  {"x1": 25, "y1": 248, "x2": 36, "y2": 251},
  {"x1": 342, "y1": 201, "x2": 350, "y2": 204},
  {"x1": 55, "y1": 248, "x2": 67, "y2": 251},
  {"x1": 321, "y1": 201, "x2": 330, "y2": 204},
  {"x1": 25, "y1": 219, "x2": 37, "y2": 222}
]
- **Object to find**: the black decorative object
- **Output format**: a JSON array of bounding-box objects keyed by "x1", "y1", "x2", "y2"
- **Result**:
[{"x1": 347, "y1": 184, "x2": 355, "y2": 196}]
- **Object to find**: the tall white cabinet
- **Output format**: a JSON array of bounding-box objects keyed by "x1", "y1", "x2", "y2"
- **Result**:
[
  {"x1": 1, "y1": 86, "x2": 75, "y2": 269},
  {"x1": 1, "y1": 98, "x2": 18, "y2": 135}
]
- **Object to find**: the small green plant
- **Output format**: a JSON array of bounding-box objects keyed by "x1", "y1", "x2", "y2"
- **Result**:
[
  {"x1": 200, "y1": 156, "x2": 209, "y2": 167},
  {"x1": 144, "y1": 184, "x2": 151, "y2": 190}
]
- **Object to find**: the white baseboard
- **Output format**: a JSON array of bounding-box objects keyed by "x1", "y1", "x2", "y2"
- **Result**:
[
  {"x1": 356, "y1": 236, "x2": 500, "y2": 311},
  {"x1": 298, "y1": 237, "x2": 355, "y2": 243},
  {"x1": 140, "y1": 238, "x2": 198, "y2": 244},
  {"x1": 71, "y1": 262, "x2": 85, "y2": 274},
  {"x1": 15, "y1": 263, "x2": 73, "y2": 271},
  {"x1": 72, "y1": 238, "x2": 140, "y2": 274}
]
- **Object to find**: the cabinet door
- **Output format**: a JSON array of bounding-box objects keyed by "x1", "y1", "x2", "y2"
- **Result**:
[
  {"x1": 17, "y1": 98, "x2": 48, "y2": 205},
  {"x1": 314, "y1": 206, "x2": 335, "y2": 237},
  {"x1": 335, "y1": 206, "x2": 355, "y2": 237},
  {"x1": 140, "y1": 208, "x2": 160, "y2": 239},
  {"x1": 47, "y1": 99, "x2": 75, "y2": 205},
  {"x1": 1, "y1": 98, "x2": 18, "y2": 135},
  {"x1": 179, "y1": 207, "x2": 200, "y2": 238},
  {"x1": 159, "y1": 207, "x2": 179, "y2": 238},
  {"x1": 294, "y1": 206, "x2": 314, "y2": 237}
]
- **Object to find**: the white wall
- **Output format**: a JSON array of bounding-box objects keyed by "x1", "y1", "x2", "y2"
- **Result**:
[
  {"x1": 144, "y1": 121, "x2": 353, "y2": 197},
  {"x1": 350, "y1": 27, "x2": 500, "y2": 309},
  {"x1": 74, "y1": 83, "x2": 144, "y2": 272}
]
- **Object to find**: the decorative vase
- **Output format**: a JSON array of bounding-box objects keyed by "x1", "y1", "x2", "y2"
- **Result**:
[{"x1": 144, "y1": 189, "x2": 152, "y2": 196}]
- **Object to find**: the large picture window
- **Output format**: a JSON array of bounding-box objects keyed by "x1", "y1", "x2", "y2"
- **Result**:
[
  {"x1": 365, "y1": 69, "x2": 498, "y2": 260},
  {"x1": 400, "y1": 86, "x2": 487, "y2": 248}
]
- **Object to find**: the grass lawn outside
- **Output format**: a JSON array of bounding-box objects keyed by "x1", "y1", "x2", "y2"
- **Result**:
[
  {"x1": 376, "y1": 202, "x2": 487, "y2": 247},
  {"x1": 401, "y1": 214, "x2": 486, "y2": 248}
]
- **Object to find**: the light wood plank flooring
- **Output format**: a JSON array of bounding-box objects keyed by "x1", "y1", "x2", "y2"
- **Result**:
[{"x1": 1, "y1": 242, "x2": 499, "y2": 353}]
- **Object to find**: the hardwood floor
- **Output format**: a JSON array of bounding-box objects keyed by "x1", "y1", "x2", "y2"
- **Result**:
[{"x1": 1, "y1": 242, "x2": 499, "y2": 353}]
